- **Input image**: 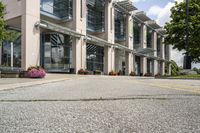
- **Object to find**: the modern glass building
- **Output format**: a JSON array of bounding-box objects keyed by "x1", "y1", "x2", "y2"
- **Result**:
[{"x1": 0, "y1": 0, "x2": 171, "y2": 76}]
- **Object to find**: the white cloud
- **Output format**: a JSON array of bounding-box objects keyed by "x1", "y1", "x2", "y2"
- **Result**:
[
  {"x1": 132, "y1": 0, "x2": 146, "y2": 3},
  {"x1": 147, "y1": 5, "x2": 162, "y2": 17}
]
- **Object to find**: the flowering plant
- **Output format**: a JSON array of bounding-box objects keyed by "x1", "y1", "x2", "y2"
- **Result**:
[
  {"x1": 129, "y1": 71, "x2": 135, "y2": 76},
  {"x1": 109, "y1": 70, "x2": 117, "y2": 76},
  {"x1": 27, "y1": 66, "x2": 46, "y2": 78},
  {"x1": 144, "y1": 73, "x2": 153, "y2": 77},
  {"x1": 78, "y1": 69, "x2": 89, "y2": 75}
]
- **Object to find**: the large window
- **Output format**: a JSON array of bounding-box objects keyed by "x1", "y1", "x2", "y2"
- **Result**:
[
  {"x1": 41, "y1": 33, "x2": 72, "y2": 72},
  {"x1": 40, "y1": 0, "x2": 73, "y2": 20},
  {"x1": 133, "y1": 21, "x2": 141, "y2": 48},
  {"x1": 1, "y1": 30, "x2": 21, "y2": 68},
  {"x1": 147, "y1": 28, "x2": 152, "y2": 48},
  {"x1": 86, "y1": 43, "x2": 104, "y2": 72},
  {"x1": 87, "y1": 0, "x2": 105, "y2": 32},
  {"x1": 115, "y1": 10, "x2": 126, "y2": 41},
  {"x1": 157, "y1": 36, "x2": 161, "y2": 57}
]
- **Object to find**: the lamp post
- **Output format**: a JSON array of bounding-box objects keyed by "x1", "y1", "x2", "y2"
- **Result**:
[{"x1": 184, "y1": 0, "x2": 191, "y2": 69}]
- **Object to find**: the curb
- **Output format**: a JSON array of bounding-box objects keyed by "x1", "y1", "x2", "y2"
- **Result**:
[{"x1": 0, "y1": 78, "x2": 70, "y2": 91}]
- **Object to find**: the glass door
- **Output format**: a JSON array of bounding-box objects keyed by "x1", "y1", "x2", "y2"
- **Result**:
[{"x1": 41, "y1": 33, "x2": 72, "y2": 72}]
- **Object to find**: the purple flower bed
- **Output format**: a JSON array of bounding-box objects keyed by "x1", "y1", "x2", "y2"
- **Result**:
[{"x1": 27, "y1": 66, "x2": 46, "y2": 78}]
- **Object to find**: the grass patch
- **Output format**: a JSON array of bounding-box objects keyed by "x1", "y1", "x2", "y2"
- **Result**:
[{"x1": 170, "y1": 74, "x2": 200, "y2": 79}]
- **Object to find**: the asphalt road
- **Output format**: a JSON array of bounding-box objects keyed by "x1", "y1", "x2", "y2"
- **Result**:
[{"x1": 0, "y1": 76, "x2": 200, "y2": 133}]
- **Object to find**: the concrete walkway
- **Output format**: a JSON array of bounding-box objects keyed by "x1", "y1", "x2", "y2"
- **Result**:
[
  {"x1": 0, "y1": 74, "x2": 155, "y2": 91},
  {"x1": 0, "y1": 74, "x2": 79, "y2": 91}
]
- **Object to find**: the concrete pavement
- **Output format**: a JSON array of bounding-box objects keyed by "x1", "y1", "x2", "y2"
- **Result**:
[{"x1": 0, "y1": 76, "x2": 200, "y2": 132}]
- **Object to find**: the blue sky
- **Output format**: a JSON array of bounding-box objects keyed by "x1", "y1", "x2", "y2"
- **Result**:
[{"x1": 134, "y1": 0, "x2": 174, "y2": 19}]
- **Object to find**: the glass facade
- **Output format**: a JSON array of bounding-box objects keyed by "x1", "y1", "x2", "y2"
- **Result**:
[
  {"x1": 1, "y1": 30, "x2": 21, "y2": 68},
  {"x1": 41, "y1": 33, "x2": 72, "y2": 72},
  {"x1": 147, "y1": 59, "x2": 153, "y2": 74},
  {"x1": 40, "y1": 0, "x2": 73, "y2": 20},
  {"x1": 147, "y1": 28, "x2": 152, "y2": 48},
  {"x1": 87, "y1": 0, "x2": 105, "y2": 32},
  {"x1": 115, "y1": 10, "x2": 126, "y2": 41},
  {"x1": 133, "y1": 21, "x2": 141, "y2": 49},
  {"x1": 135, "y1": 56, "x2": 141, "y2": 76},
  {"x1": 86, "y1": 43, "x2": 104, "y2": 72},
  {"x1": 157, "y1": 37, "x2": 161, "y2": 57}
]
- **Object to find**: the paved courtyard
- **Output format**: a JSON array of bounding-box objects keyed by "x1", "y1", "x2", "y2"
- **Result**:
[{"x1": 0, "y1": 76, "x2": 200, "y2": 132}]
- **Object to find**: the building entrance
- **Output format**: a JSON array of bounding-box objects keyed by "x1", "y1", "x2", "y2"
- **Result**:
[{"x1": 41, "y1": 33, "x2": 72, "y2": 72}]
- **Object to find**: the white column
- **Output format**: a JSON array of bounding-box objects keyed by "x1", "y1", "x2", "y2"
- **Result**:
[
  {"x1": 104, "y1": 46, "x2": 115, "y2": 74},
  {"x1": 140, "y1": 24, "x2": 147, "y2": 75},
  {"x1": 161, "y1": 61, "x2": 165, "y2": 76},
  {"x1": 168, "y1": 63, "x2": 172, "y2": 75},
  {"x1": 153, "y1": 31, "x2": 158, "y2": 75},
  {"x1": 104, "y1": 0, "x2": 115, "y2": 74},
  {"x1": 10, "y1": 42, "x2": 13, "y2": 68},
  {"x1": 161, "y1": 37, "x2": 165, "y2": 60},
  {"x1": 115, "y1": 49, "x2": 121, "y2": 72},
  {"x1": 21, "y1": 0, "x2": 40, "y2": 70},
  {"x1": 72, "y1": 0, "x2": 87, "y2": 73},
  {"x1": 125, "y1": 15, "x2": 134, "y2": 75}
]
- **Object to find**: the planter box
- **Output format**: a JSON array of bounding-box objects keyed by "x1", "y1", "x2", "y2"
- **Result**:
[{"x1": 0, "y1": 71, "x2": 20, "y2": 78}]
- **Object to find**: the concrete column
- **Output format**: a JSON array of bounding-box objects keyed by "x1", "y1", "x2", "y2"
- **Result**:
[
  {"x1": 140, "y1": 24, "x2": 147, "y2": 48},
  {"x1": 21, "y1": 0, "x2": 40, "y2": 70},
  {"x1": 105, "y1": 0, "x2": 115, "y2": 43},
  {"x1": 104, "y1": 0, "x2": 115, "y2": 74},
  {"x1": 125, "y1": 15, "x2": 134, "y2": 75},
  {"x1": 140, "y1": 24, "x2": 147, "y2": 75},
  {"x1": 161, "y1": 61, "x2": 165, "y2": 76},
  {"x1": 115, "y1": 49, "x2": 121, "y2": 72},
  {"x1": 161, "y1": 37, "x2": 165, "y2": 60},
  {"x1": 168, "y1": 63, "x2": 172, "y2": 75},
  {"x1": 104, "y1": 46, "x2": 115, "y2": 74},
  {"x1": 152, "y1": 31, "x2": 158, "y2": 75},
  {"x1": 125, "y1": 52, "x2": 134, "y2": 75},
  {"x1": 167, "y1": 45, "x2": 172, "y2": 75},
  {"x1": 141, "y1": 57, "x2": 147, "y2": 75},
  {"x1": 153, "y1": 60, "x2": 158, "y2": 75},
  {"x1": 72, "y1": 37, "x2": 87, "y2": 73},
  {"x1": 72, "y1": 0, "x2": 87, "y2": 73}
]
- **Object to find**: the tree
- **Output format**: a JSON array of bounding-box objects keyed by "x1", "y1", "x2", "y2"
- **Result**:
[
  {"x1": 0, "y1": 2, "x2": 17, "y2": 45},
  {"x1": 164, "y1": 0, "x2": 200, "y2": 63},
  {"x1": 0, "y1": 1, "x2": 6, "y2": 42}
]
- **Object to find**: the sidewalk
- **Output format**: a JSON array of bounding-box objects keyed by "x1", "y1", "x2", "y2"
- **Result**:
[{"x1": 0, "y1": 74, "x2": 78, "y2": 91}]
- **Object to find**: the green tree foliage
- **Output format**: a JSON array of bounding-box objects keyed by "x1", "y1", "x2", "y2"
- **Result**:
[
  {"x1": 0, "y1": 1, "x2": 6, "y2": 42},
  {"x1": 0, "y1": 2, "x2": 17, "y2": 44},
  {"x1": 193, "y1": 67, "x2": 200, "y2": 74},
  {"x1": 164, "y1": 0, "x2": 200, "y2": 63},
  {"x1": 171, "y1": 60, "x2": 181, "y2": 76}
]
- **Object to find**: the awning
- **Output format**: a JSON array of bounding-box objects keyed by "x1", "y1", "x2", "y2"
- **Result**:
[
  {"x1": 145, "y1": 20, "x2": 161, "y2": 30},
  {"x1": 113, "y1": 0, "x2": 137, "y2": 14},
  {"x1": 156, "y1": 28, "x2": 166, "y2": 36},
  {"x1": 86, "y1": 34, "x2": 112, "y2": 47},
  {"x1": 35, "y1": 20, "x2": 84, "y2": 38},
  {"x1": 136, "y1": 48, "x2": 155, "y2": 54},
  {"x1": 134, "y1": 11, "x2": 151, "y2": 22},
  {"x1": 87, "y1": 34, "x2": 133, "y2": 52}
]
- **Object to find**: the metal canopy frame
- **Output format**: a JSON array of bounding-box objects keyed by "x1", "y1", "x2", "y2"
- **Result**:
[
  {"x1": 133, "y1": 11, "x2": 165, "y2": 36},
  {"x1": 35, "y1": 20, "x2": 83, "y2": 38},
  {"x1": 145, "y1": 20, "x2": 161, "y2": 29},
  {"x1": 113, "y1": 0, "x2": 137, "y2": 14},
  {"x1": 136, "y1": 48, "x2": 155, "y2": 54},
  {"x1": 134, "y1": 11, "x2": 151, "y2": 22}
]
